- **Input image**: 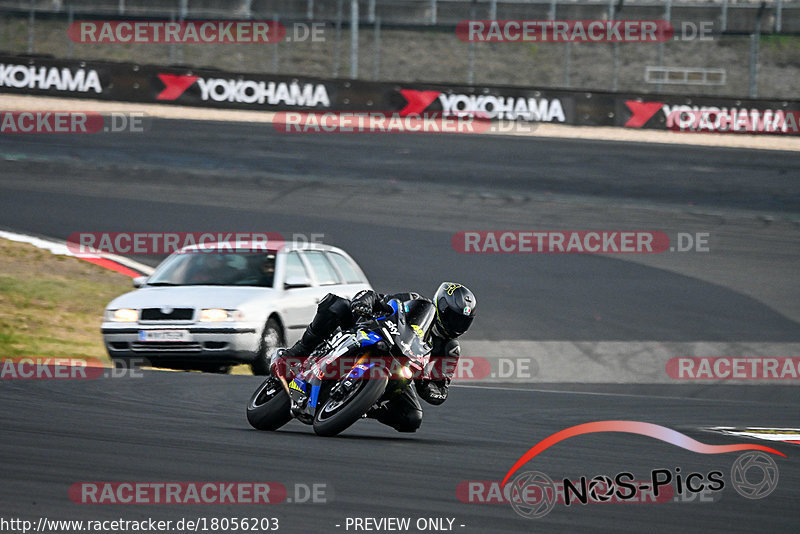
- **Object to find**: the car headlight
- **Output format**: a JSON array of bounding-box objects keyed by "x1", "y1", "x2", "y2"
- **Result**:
[
  {"x1": 107, "y1": 309, "x2": 138, "y2": 322},
  {"x1": 198, "y1": 309, "x2": 245, "y2": 322}
]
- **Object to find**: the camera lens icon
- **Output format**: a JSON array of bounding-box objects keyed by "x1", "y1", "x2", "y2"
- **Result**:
[
  {"x1": 730, "y1": 451, "x2": 779, "y2": 500},
  {"x1": 507, "y1": 471, "x2": 557, "y2": 519}
]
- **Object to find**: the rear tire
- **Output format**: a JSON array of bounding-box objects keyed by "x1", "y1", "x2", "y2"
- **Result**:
[
  {"x1": 313, "y1": 374, "x2": 388, "y2": 437},
  {"x1": 247, "y1": 376, "x2": 292, "y2": 430},
  {"x1": 251, "y1": 318, "x2": 283, "y2": 376}
]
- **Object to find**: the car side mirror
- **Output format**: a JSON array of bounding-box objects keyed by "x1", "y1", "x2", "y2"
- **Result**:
[
  {"x1": 284, "y1": 275, "x2": 311, "y2": 289},
  {"x1": 132, "y1": 276, "x2": 147, "y2": 288}
]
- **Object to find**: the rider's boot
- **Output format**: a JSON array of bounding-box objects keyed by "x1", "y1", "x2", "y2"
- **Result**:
[
  {"x1": 363, "y1": 403, "x2": 388, "y2": 420},
  {"x1": 281, "y1": 325, "x2": 325, "y2": 361}
]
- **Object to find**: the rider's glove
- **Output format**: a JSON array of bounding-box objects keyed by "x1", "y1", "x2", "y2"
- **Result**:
[
  {"x1": 350, "y1": 290, "x2": 377, "y2": 318},
  {"x1": 415, "y1": 378, "x2": 450, "y2": 406},
  {"x1": 350, "y1": 300, "x2": 372, "y2": 318}
]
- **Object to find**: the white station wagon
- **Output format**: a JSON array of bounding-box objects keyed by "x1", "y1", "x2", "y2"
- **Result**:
[{"x1": 101, "y1": 242, "x2": 371, "y2": 374}]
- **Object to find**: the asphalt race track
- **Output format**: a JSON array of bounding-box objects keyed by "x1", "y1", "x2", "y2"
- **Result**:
[
  {"x1": 2, "y1": 375, "x2": 799, "y2": 533},
  {"x1": 1, "y1": 120, "x2": 799, "y2": 341},
  {"x1": 1, "y1": 119, "x2": 799, "y2": 533}
]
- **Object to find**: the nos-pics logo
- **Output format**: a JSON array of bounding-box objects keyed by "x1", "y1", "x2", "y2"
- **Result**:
[{"x1": 501, "y1": 421, "x2": 784, "y2": 519}]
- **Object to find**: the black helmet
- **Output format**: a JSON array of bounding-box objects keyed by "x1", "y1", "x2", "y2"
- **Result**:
[{"x1": 433, "y1": 282, "x2": 476, "y2": 338}]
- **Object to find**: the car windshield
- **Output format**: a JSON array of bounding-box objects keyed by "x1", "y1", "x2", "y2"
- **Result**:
[{"x1": 147, "y1": 251, "x2": 277, "y2": 287}]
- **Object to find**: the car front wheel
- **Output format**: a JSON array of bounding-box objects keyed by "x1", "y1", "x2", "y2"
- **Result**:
[{"x1": 251, "y1": 318, "x2": 283, "y2": 375}]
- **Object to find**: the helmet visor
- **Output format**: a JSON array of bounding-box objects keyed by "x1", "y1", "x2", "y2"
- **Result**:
[{"x1": 440, "y1": 306, "x2": 474, "y2": 336}]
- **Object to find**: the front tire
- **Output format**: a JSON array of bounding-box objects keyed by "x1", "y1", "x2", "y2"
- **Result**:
[
  {"x1": 313, "y1": 374, "x2": 388, "y2": 437},
  {"x1": 251, "y1": 318, "x2": 283, "y2": 375},
  {"x1": 247, "y1": 376, "x2": 292, "y2": 430}
]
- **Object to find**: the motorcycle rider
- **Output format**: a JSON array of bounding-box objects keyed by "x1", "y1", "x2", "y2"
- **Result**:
[{"x1": 270, "y1": 282, "x2": 477, "y2": 432}]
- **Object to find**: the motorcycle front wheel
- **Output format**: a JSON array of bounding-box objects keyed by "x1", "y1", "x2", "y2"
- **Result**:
[
  {"x1": 247, "y1": 376, "x2": 292, "y2": 430},
  {"x1": 312, "y1": 374, "x2": 388, "y2": 436}
]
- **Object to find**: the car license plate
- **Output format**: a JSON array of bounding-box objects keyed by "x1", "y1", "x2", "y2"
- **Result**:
[{"x1": 138, "y1": 330, "x2": 191, "y2": 342}]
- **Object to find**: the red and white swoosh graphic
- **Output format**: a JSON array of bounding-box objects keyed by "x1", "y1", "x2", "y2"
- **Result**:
[
  {"x1": 156, "y1": 74, "x2": 199, "y2": 100},
  {"x1": 398, "y1": 89, "x2": 442, "y2": 116},
  {"x1": 624, "y1": 100, "x2": 663, "y2": 128},
  {"x1": 502, "y1": 420, "x2": 786, "y2": 486}
]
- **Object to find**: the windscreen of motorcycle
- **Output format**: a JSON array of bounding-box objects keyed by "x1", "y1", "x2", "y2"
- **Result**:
[{"x1": 403, "y1": 299, "x2": 436, "y2": 340}]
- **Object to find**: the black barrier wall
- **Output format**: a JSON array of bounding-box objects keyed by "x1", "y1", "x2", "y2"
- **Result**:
[{"x1": 1, "y1": 54, "x2": 797, "y2": 134}]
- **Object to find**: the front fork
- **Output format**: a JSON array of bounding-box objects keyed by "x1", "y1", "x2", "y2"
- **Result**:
[
  {"x1": 277, "y1": 375, "x2": 307, "y2": 420},
  {"x1": 287, "y1": 380, "x2": 313, "y2": 424}
]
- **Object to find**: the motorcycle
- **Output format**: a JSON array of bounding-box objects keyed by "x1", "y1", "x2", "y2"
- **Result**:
[{"x1": 246, "y1": 298, "x2": 435, "y2": 436}]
